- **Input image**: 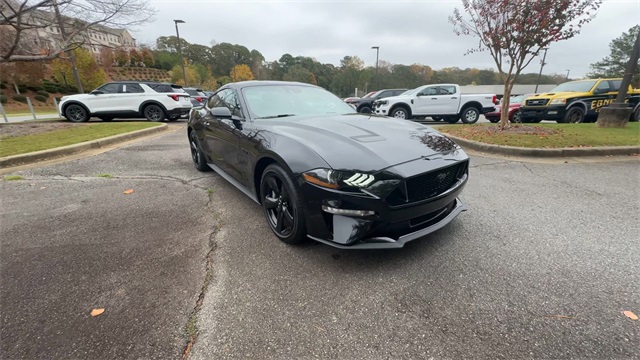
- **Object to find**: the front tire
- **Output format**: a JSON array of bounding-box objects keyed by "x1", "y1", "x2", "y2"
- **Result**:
[
  {"x1": 359, "y1": 106, "x2": 372, "y2": 114},
  {"x1": 460, "y1": 107, "x2": 480, "y2": 124},
  {"x1": 511, "y1": 110, "x2": 522, "y2": 123},
  {"x1": 630, "y1": 107, "x2": 640, "y2": 122},
  {"x1": 143, "y1": 104, "x2": 166, "y2": 122},
  {"x1": 189, "y1": 131, "x2": 210, "y2": 172},
  {"x1": 446, "y1": 116, "x2": 459, "y2": 124},
  {"x1": 65, "y1": 104, "x2": 89, "y2": 123},
  {"x1": 260, "y1": 164, "x2": 306, "y2": 244},
  {"x1": 488, "y1": 118, "x2": 499, "y2": 123},
  {"x1": 390, "y1": 107, "x2": 410, "y2": 119},
  {"x1": 561, "y1": 107, "x2": 585, "y2": 123}
]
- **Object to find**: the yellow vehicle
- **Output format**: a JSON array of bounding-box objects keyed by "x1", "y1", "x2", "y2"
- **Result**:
[{"x1": 519, "y1": 78, "x2": 640, "y2": 123}]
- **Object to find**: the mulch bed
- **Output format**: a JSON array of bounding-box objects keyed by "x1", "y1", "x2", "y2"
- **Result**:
[
  {"x1": 457, "y1": 125, "x2": 559, "y2": 136},
  {"x1": 0, "y1": 122, "x2": 80, "y2": 138}
]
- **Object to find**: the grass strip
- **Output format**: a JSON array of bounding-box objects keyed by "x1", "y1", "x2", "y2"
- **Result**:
[
  {"x1": 0, "y1": 122, "x2": 161, "y2": 157},
  {"x1": 437, "y1": 123, "x2": 640, "y2": 148}
]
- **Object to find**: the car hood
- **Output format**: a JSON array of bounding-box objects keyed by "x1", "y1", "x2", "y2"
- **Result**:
[
  {"x1": 60, "y1": 94, "x2": 95, "y2": 102},
  {"x1": 262, "y1": 114, "x2": 461, "y2": 172},
  {"x1": 527, "y1": 91, "x2": 591, "y2": 100},
  {"x1": 376, "y1": 95, "x2": 412, "y2": 104}
]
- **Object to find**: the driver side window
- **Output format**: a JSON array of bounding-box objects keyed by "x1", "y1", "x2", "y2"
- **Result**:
[
  {"x1": 96, "y1": 83, "x2": 120, "y2": 94},
  {"x1": 419, "y1": 87, "x2": 437, "y2": 96},
  {"x1": 595, "y1": 81, "x2": 610, "y2": 93}
]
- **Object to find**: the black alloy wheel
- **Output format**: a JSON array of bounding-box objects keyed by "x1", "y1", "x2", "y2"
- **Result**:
[
  {"x1": 260, "y1": 164, "x2": 306, "y2": 244},
  {"x1": 460, "y1": 107, "x2": 480, "y2": 124},
  {"x1": 562, "y1": 107, "x2": 585, "y2": 123},
  {"x1": 189, "y1": 131, "x2": 210, "y2": 172},
  {"x1": 143, "y1": 104, "x2": 166, "y2": 122},
  {"x1": 65, "y1": 104, "x2": 89, "y2": 123}
]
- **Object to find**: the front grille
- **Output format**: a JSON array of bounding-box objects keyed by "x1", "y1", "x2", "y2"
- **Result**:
[
  {"x1": 525, "y1": 98, "x2": 549, "y2": 106},
  {"x1": 405, "y1": 162, "x2": 467, "y2": 203}
]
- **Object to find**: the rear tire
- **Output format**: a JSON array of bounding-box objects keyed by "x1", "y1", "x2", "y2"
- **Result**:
[
  {"x1": 143, "y1": 104, "x2": 166, "y2": 122},
  {"x1": 630, "y1": 107, "x2": 640, "y2": 122},
  {"x1": 446, "y1": 116, "x2": 459, "y2": 124},
  {"x1": 432, "y1": 116, "x2": 443, "y2": 121},
  {"x1": 460, "y1": 107, "x2": 480, "y2": 124},
  {"x1": 260, "y1": 164, "x2": 307, "y2": 245}
]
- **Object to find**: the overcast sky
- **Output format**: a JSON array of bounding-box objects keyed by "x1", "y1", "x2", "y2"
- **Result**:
[{"x1": 139, "y1": 0, "x2": 639, "y2": 78}]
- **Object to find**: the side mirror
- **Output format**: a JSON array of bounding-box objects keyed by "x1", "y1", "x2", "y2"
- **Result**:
[
  {"x1": 90, "y1": 90, "x2": 104, "y2": 95},
  {"x1": 209, "y1": 106, "x2": 232, "y2": 118}
]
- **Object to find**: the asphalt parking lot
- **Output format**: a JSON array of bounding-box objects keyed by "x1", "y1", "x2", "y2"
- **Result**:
[{"x1": 1, "y1": 122, "x2": 638, "y2": 359}]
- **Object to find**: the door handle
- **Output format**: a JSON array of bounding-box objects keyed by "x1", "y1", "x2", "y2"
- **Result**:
[
  {"x1": 431, "y1": 97, "x2": 437, "y2": 100},
  {"x1": 451, "y1": 97, "x2": 458, "y2": 99}
]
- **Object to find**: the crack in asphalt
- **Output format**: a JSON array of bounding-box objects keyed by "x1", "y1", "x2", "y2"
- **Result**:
[
  {"x1": 181, "y1": 192, "x2": 220, "y2": 360},
  {"x1": 469, "y1": 160, "x2": 516, "y2": 169},
  {"x1": 520, "y1": 163, "x2": 604, "y2": 196}
]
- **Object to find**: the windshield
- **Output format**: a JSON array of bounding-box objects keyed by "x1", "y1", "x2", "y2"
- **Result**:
[
  {"x1": 243, "y1": 85, "x2": 357, "y2": 119},
  {"x1": 549, "y1": 80, "x2": 597, "y2": 93}
]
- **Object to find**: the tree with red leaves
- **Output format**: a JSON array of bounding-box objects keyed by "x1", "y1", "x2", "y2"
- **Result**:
[{"x1": 450, "y1": 0, "x2": 602, "y2": 129}]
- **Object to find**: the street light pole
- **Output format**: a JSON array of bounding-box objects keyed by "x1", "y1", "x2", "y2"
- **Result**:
[
  {"x1": 173, "y1": 19, "x2": 188, "y2": 87},
  {"x1": 371, "y1": 46, "x2": 379, "y2": 90},
  {"x1": 565, "y1": 69, "x2": 571, "y2": 81},
  {"x1": 534, "y1": 48, "x2": 548, "y2": 93}
]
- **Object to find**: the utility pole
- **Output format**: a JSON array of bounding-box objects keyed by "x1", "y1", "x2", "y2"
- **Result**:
[
  {"x1": 174, "y1": 20, "x2": 188, "y2": 87},
  {"x1": 534, "y1": 48, "x2": 548, "y2": 93},
  {"x1": 371, "y1": 46, "x2": 379, "y2": 90},
  {"x1": 53, "y1": 0, "x2": 83, "y2": 93},
  {"x1": 565, "y1": 69, "x2": 570, "y2": 81}
]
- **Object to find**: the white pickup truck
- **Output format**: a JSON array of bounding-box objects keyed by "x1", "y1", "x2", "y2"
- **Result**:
[{"x1": 372, "y1": 84, "x2": 497, "y2": 124}]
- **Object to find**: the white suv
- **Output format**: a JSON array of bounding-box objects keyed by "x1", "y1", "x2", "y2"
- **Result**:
[{"x1": 58, "y1": 81, "x2": 193, "y2": 122}]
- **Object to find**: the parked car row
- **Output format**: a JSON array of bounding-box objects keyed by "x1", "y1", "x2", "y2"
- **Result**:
[{"x1": 58, "y1": 81, "x2": 212, "y2": 123}]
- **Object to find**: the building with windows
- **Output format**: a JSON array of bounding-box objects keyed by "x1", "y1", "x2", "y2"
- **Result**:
[{"x1": 1, "y1": 0, "x2": 137, "y2": 60}]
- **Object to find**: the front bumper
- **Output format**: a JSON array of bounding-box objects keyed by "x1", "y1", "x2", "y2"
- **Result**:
[
  {"x1": 300, "y1": 167, "x2": 468, "y2": 249},
  {"x1": 308, "y1": 198, "x2": 467, "y2": 249},
  {"x1": 519, "y1": 105, "x2": 567, "y2": 121}
]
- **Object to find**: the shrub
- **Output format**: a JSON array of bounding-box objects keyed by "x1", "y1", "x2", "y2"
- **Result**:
[
  {"x1": 25, "y1": 85, "x2": 41, "y2": 92},
  {"x1": 34, "y1": 95, "x2": 48, "y2": 103},
  {"x1": 41, "y1": 81, "x2": 61, "y2": 93},
  {"x1": 0, "y1": 95, "x2": 6, "y2": 104},
  {"x1": 36, "y1": 90, "x2": 49, "y2": 97},
  {"x1": 12, "y1": 95, "x2": 28, "y2": 103}
]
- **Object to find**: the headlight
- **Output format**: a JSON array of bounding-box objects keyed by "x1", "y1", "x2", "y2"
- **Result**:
[
  {"x1": 303, "y1": 168, "x2": 375, "y2": 189},
  {"x1": 550, "y1": 98, "x2": 567, "y2": 105}
]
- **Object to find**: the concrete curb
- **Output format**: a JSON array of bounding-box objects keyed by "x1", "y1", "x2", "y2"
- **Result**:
[
  {"x1": 0, "y1": 124, "x2": 169, "y2": 168},
  {"x1": 445, "y1": 134, "x2": 640, "y2": 157}
]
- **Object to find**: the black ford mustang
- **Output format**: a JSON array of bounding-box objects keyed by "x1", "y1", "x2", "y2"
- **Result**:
[{"x1": 187, "y1": 81, "x2": 469, "y2": 249}]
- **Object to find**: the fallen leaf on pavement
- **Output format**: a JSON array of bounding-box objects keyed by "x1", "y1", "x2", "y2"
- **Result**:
[
  {"x1": 623, "y1": 311, "x2": 638, "y2": 320},
  {"x1": 544, "y1": 314, "x2": 576, "y2": 319},
  {"x1": 40, "y1": 187, "x2": 47, "y2": 190},
  {"x1": 90, "y1": 308, "x2": 105, "y2": 317},
  {"x1": 123, "y1": 189, "x2": 134, "y2": 195}
]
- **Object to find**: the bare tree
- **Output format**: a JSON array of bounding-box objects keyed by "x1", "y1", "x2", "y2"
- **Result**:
[
  {"x1": 450, "y1": 0, "x2": 602, "y2": 129},
  {"x1": 1, "y1": 0, "x2": 156, "y2": 63}
]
